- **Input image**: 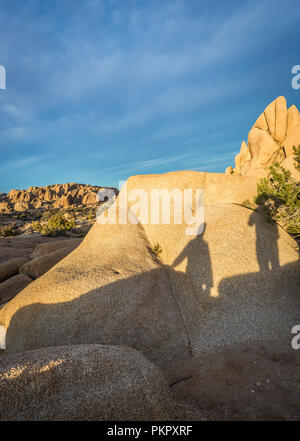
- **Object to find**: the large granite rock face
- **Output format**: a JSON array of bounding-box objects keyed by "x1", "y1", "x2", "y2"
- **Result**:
[
  {"x1": 125, "y1": 173, "x2": 300, "y2": 353},
  {"x1": 226, "y1": 96, "x2": 300, "y2": 179},
  {"x1": 0, "y1": 207, "x2": 191, "y2": 367},
  {"x1": 0, "y1": 171, "x2": 298, "y2": 367},
  {"x1": 0, "y1": 344, "x2": 177, "y2": 421}
]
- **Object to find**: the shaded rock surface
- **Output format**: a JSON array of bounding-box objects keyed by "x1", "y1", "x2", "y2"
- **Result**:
[
  {"x1": 0, "y1": 257, "x2": 29, "y2": 283},
  {"x1": 0, "y1": 237, "x2": 83, "y2": 304},
  {"x1": 0, "y1": 214, "x2": 190, "y2": 367},
  {"x1": 0, "y1": 274, "x2": 32, "y2": 305},
  {"x1": 0, "y1": 344, "x2": 177, "y2": 421},
  {"x1": 0, "y1": 237, "x2": 58, "y2": 265},
  {"x1": 125, "y1": 173, "x2": 300, "y2": 353},
  {"x1": 32, "y1": 238, "x2": 82, "y2": 258},
  {"x1": 166, "y1": 341, "x2": 300, "y2": 421},
  {"x1": 19, "y1": 247, "x2": 78, "y2": 280}
]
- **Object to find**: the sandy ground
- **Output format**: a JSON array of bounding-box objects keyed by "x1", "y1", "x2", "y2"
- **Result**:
[{"x1": 164, "y1": 341, "x2": 300, "y2": 420}]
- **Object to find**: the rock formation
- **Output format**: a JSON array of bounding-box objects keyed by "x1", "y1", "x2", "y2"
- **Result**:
[
  {"x1": 0, "y1": 257, "x2": 29, "y2": 283},
  {"x1": 0, "y1": 183, "x2": 118, "y2": 213},
  {"x1": 0, "y1": 344, "x2": 176, "y2": 421},
  {"x1": 226, "y1": 96, "x2": 300, "y2": 179},
  {"x1": 32, "y1": 238, "x2": 82, "y2": 258},
  {"x1": 0, "y1": 274, "x2": 32, "y2": 305},
  {"x1": 0, "y1": 171, "x2": 298, "y2": 365},
  {"x1": 0, "y1": 239, "x2": 83, "y2": 307}
]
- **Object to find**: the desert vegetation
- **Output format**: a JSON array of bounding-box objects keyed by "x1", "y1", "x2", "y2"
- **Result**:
[
  {"x1": 151, "y1": 243, "x2": 163, "y2": 256},
  {"x1": 255, "y1": 145, "x2": 300, "y2": 239},
  {"x1": 32, "y1": 213, "x2": 76, "y2": 236},
  {"x1": 0, "y1": 224, "x2": 20, "y2": 237}
]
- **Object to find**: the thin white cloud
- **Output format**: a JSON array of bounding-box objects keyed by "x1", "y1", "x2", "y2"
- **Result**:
[
  {"x1": 0, "y1": 155, "x2": 45, "y2": 173},
  {"x1": 92, "y1": 153, "x2": 191, "y2": 175}
]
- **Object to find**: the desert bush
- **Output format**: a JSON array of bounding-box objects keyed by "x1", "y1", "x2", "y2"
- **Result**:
[
  {"x1": 293, "y1": 145, "x2": 300, "y2": 171},
  {"x1": 32, "y1": 213, "x2": 76, "y2": 236},
  {"x1": 254, "y1": 150, "x2": 300, "y2": 238},
  {"x1": 40, "y1": 210, "x2": 54, "y2": 222},
  {"x1": 152, "y1": 243, "x2": 162, "y2": 256},
  {"x1": 0, "y1": 224, "x2": 20, "y2": 237}
]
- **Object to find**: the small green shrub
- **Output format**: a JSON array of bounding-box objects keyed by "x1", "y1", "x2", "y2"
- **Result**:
[
  {"x1": 293, "y1": 145, "x2": 300, "y2": 171},
  {"x1": 40, "y1": 210, "x2": 54, "y2": 222},
  {"x1": 152, "y1": 243, "x2": 162, "y2": 256},
  {"x1": 32, "y1": 213, "x2": 76, "y2": 236},
  {"x1": 254, "y1": 151, "x2": 300, "y2": 238}
]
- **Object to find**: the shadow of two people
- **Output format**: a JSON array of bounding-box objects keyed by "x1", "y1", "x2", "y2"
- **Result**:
[{"x1": 171, "y1": 214, "x2": 281, "y2": 298}]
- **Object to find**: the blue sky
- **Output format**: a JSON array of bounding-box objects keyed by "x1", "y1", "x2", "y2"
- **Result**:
[{"x1": 0, "y1": 0, "x2": 300, "y2": 192}]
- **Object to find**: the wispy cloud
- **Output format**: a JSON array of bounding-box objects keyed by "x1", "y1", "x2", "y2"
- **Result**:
[
  {"x1": 0, "y1": 155, "x2": 45, "y2": 173},
  {"x1": 0, "y1": 0, "x2": 300, "y2": 191},
  {"x1": 89, "y1": 153, "x2": 191, "y2": 175}
]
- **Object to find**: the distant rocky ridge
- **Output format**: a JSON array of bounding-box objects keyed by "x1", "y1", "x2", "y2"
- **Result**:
[
  {"x1": 0, "y1": 183, "x2": 118, "y2": 213},
  {"x1": 225, "y1": 96, "x2": 300, "y2": 179}
]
